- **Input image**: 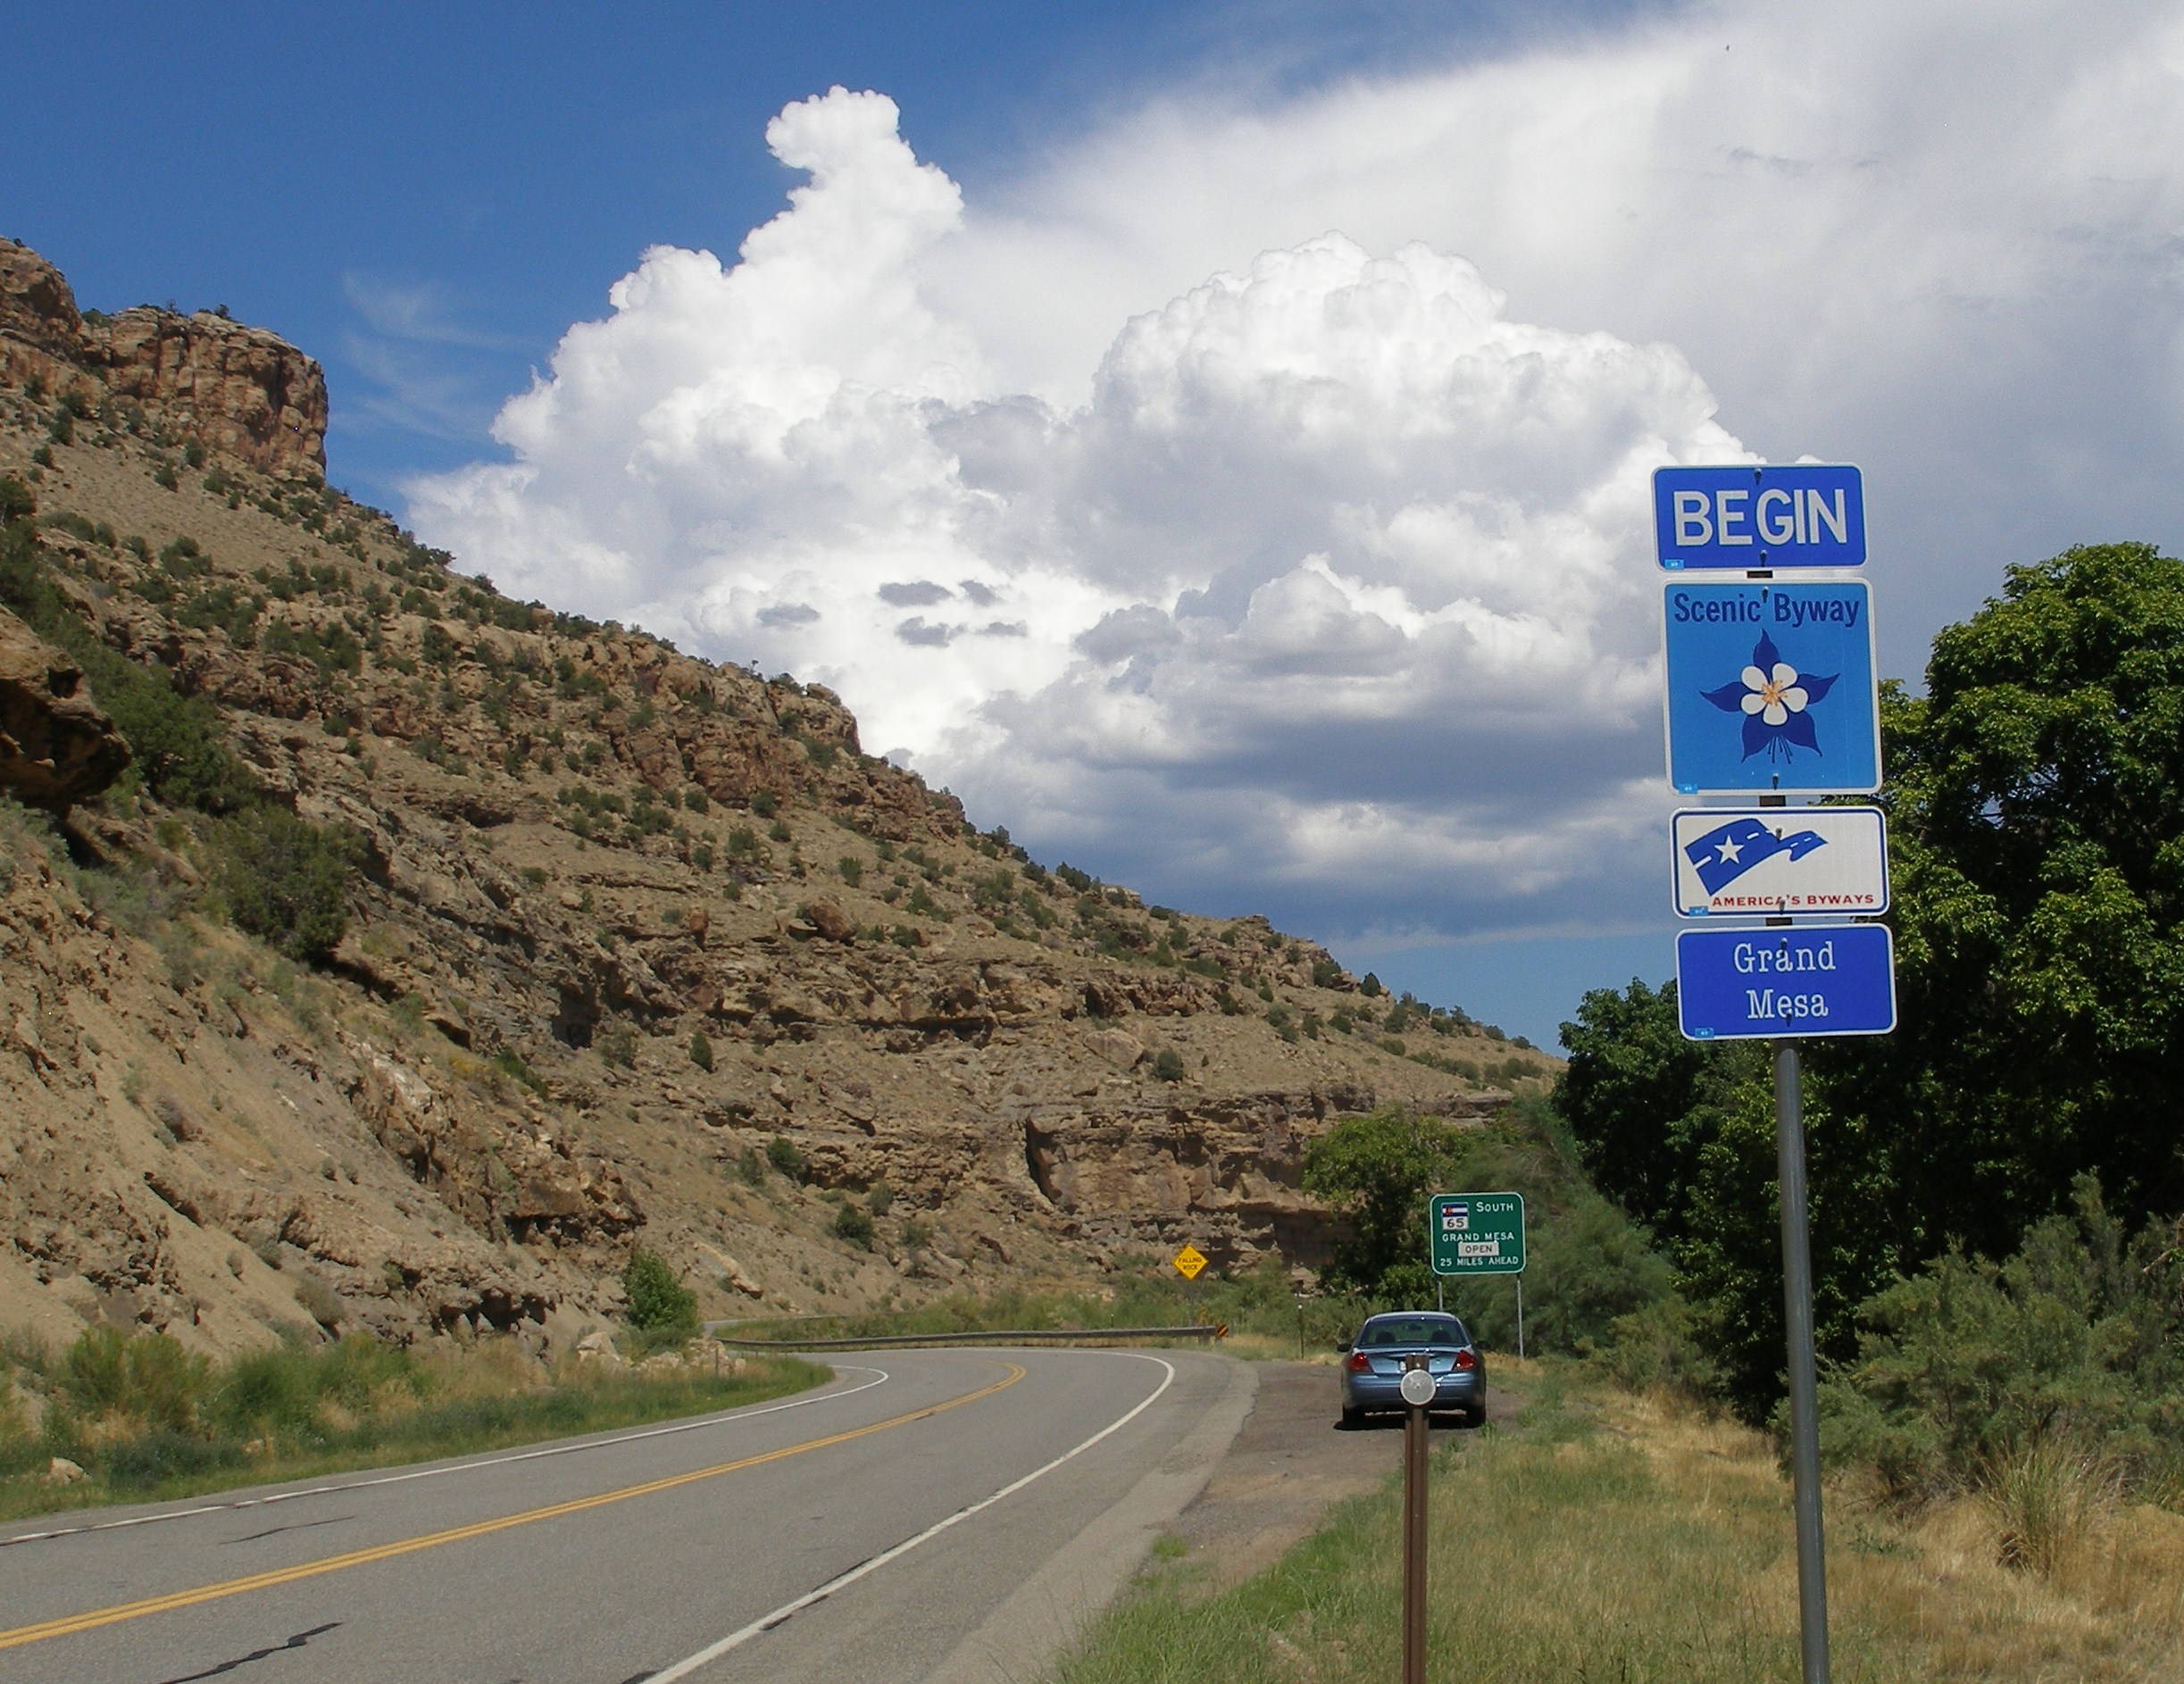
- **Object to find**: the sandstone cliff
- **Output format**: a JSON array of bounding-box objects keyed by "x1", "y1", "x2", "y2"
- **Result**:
[
  {"x1": 0, "y1": 239, "x2": 325, "y2": 477},
  {"x1": 0, "y1": 241, "x2": 1555, "y2": 1356}
]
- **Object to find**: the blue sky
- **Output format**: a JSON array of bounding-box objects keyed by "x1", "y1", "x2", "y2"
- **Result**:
[
  {"x1": 8, "y1": 3, "x2": 2180, "y2": 1051},
  {"x1": 1, "y1": 3, "x2": 1642, "y2": 505}
]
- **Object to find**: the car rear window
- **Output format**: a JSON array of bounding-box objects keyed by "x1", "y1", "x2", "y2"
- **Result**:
[{"x1": 1361, "y1": 1317, "x2": 1465, "y2": 1347}]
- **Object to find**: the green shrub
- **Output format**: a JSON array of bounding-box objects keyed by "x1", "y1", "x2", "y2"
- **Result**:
[
  {"x1": 1151, "y1": 1047, "x2": 1187, "y2": 1083},
  {"x1": 838, "y1": 856, "x2": 863, "y2": 887},
  {"x1": 1589, "y1": 1296, "x2": 1721, "y2": 1399},
  {"x1": 1818, "y1": 1176, "x2": 2184, "y2": 1504},
  {"x1": 622, "y1": 1248, "x2": 699, "y2": 1337},
  {"x1": 832, "y1": 1204, "x2": 875, "y2": 1249},
  {"x1": 687, "y1": 1030, "x2": 714, "y2": 1071},
  {"x1": 765, "y1": 1136, "x2": 805, "y2": 1182},
  {"x1": 0, "y1": 1328, "x2": 817, "y2": 1516},
  {"x1": 61, "y1": 1326, "x2": 207, "y2": 1431},
  {"x1": 867, "y1": 1182, "x2": 894, "y2": 1217},
  {"x1": 208, "y1": 1346, "x2": 321, "y2": 1436},
  {"x1": 209, "y1": 807, "x2": 359, "y2": 963}
]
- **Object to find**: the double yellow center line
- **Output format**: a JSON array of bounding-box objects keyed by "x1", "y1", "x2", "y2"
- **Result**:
[{"x1": 0, "y1": 1361, "x2": 1024, "y2": 1653}]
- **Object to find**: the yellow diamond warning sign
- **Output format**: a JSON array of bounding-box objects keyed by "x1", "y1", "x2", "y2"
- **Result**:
[{"x1": 1171, "y1": 1244, "x2": 1208, "y2": 1280}]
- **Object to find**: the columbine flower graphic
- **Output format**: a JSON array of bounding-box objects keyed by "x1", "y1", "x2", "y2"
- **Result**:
[{"x1": 1701, "y1": 631, "x2": 1838, "y2": 761}]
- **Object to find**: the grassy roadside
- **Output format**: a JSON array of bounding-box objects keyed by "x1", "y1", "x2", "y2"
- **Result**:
[
  {"x1": 0, "y1": 1326, "x2": 824, "y2": 1522},
  {"x1": 1048, "y1": 1360, "x2": 2184, "y2": 1683}
]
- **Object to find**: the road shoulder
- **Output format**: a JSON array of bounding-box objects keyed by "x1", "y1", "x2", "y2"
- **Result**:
[{"x1": 923, "y1": 1354, "x2": 1259, "y2": 1684}]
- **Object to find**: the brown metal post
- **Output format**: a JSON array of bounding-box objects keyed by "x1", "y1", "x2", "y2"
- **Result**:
[{"x1": 1403, "y1": 1358, "x2": 1430, "y2": 1684}]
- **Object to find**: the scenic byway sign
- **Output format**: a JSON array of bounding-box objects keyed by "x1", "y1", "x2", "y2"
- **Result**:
[
  {"x1": 1654, "y1": 464, "x2": 1866, "y2": 571},
  {"x1": 1662, "y1": 580, "x2": 1880, "y2": 795},
  {"x1": 1675, "y1": 925, "x2": 1897, "y2": 1039},
  {"x1": 1672, "y1": 806, "x2": 1889, "y2": 919},
  {"x1": 1430, "y1": 1193, "x2": 1525, "y2": 1276}
]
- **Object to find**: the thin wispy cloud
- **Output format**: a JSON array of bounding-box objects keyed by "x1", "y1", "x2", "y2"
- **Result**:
[{"x1": 339, "y1": 273, "x2": 532, "y2": 445}]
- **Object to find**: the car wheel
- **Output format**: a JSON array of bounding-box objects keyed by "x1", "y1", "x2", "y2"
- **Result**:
[
  {"x1": 1341, "y1": 1405, "x2": 1363, "y2": 1430},
  {"x1": 1463, "y1": 1401, "x2": 1487, "y2": 1428}
]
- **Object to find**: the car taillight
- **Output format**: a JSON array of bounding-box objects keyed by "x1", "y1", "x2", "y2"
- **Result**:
[
  {"x1": 1455, "y1": 1348, "x2": 1477, "y2": 1371},
  {"x1": 1347, "y1": 1351, "x2": 1371, "y2": 1371}
]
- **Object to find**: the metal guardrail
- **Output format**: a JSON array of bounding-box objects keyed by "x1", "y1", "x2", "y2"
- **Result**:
[{"x1": 715, "y1": 1323, "x2": 1225, "y2": 1352}]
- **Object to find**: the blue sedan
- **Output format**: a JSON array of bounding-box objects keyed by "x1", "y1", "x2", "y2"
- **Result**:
[{"x1": 1339, "y1": 1312, "x2": 1486, "y2": 1428}]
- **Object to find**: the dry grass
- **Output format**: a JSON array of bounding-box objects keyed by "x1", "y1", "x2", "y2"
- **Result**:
[
  {"x1": 0, "y1": 1326, "x2": 824, "y2": 1521},
  {"x1": 1605, "y1": 1385, "x2": 2184, "y2": 1680},
  {"x1": 1048, "y1": 1363, "x2": 2184, "y2": 1683}
]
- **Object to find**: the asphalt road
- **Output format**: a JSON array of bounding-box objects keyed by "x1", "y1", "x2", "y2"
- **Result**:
[{"x1": 0, "y1": 1347, "x2": 1255, "y2": 1684}]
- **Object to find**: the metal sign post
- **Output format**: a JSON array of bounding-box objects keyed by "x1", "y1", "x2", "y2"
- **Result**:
[
  {"x1": 1773, "y1": 1038, "x2": 1830, "y2": 1684},
  {"x1": 1399, "y1": 1360, "x2": 1435, "y2": 1684}
]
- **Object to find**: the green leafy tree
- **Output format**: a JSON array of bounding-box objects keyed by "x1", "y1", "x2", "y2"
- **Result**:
[
  {"x1": 1555, "y1": 978, "x2": 1711, "y2": 1243},
  {"x1": 1826, "y1": 542, "x2": 2184, "y2": 1253},
  {"x1": 1560, "y1": 542, "x2": 2184, "y2": 1418},
  {"x1": 211, "y1": 807, "x2": 360, "y2": 963},
  {"x1": 622, "y1": 1248, "x2": 698, "y2": 1337},
  {"x1": 1303, "y1": 1107, "x2": 1465, "y2": 1304}
]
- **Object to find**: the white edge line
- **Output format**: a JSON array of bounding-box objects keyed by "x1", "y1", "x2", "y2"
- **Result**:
[
  {"x1": 647, "y1": 1351, "x2": 1180, "y2": 1684},
  {"x1": 0, "y1": 1365, "x2": 892, "y2": 1550}
]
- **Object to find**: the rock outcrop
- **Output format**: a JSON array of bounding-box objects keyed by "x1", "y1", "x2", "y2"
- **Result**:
[
  {"x1": 0, "y1": 238, "x2": 326, "y2": 476},
  {"x1": 0, "y1": 608, "x2": 129, "y2": 810}
]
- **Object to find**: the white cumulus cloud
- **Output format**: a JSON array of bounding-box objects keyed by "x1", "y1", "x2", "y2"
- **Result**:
[
  {"x1": 412, "y1": 2, "x2": 2184, "y2": 948},
  {"x1": 411, "y1": 86, "x2": 1739, "y2": 939}
]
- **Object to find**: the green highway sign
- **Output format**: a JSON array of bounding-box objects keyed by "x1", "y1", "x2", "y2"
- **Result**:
[{"x1": 1430, "y1": 1192, "x2": 1525, "y2": 1277}]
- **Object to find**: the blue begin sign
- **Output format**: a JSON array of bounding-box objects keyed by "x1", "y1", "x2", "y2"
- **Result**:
[
  {"x1": 1676, "y1": 924, "x2": 1896, "y2": 1040},
  {"x1": 1654, "y1": 464, "x2": 1865, "y2": 571},
  {"x1": 1663, "y1": 580, "x2": 1880, "y2": 796}
]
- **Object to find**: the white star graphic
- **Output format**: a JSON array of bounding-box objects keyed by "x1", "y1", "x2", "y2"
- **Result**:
[{"x1": 1716, "y1": 837, "x2": 1744, "y2": 864}]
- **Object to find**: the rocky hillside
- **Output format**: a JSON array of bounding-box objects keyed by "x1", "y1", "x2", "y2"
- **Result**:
[{"x1": 0, "y1": 238, "x2": 1555, "y2": 1356}]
